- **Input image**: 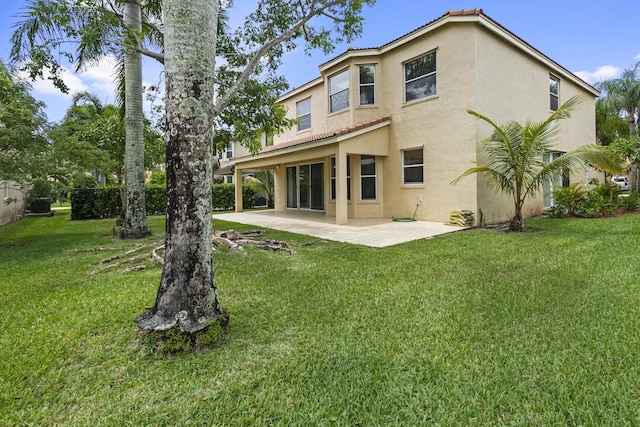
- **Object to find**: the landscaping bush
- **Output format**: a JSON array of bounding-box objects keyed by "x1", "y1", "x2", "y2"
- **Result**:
[
  {"x1": 211, "y1": 183, "x2": 255, "y2": 210},
  {"x1": 73, "y1": 174, "x2": 100, "y2": 189},
  {"x1": 25, "y1": 179, "x2": 53, "y2": 210},
  {"x1": 547, "y1": 180, "x2": 640, "y2": 219},
  {"x1": 71, "y1": 187, "x2": 121, "y2": 220},
  {"x1": 619, "y1": 191, "x2": 640, "y2": 211},
  {"x1": 148, "y1": 172, "x2": 166, "y2": 186},
  {"x1": 145, "y1": 185, "x2": 166, "y2": 215},
  {"x1": 72, "y1": 184, "x2": 255, "y2": 219},
  {"x1": 548, "y1": 183, "x2": 587, "y2": 218}
]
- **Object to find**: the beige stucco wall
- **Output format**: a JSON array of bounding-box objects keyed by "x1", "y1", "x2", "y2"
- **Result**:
[
  {"x1": 472, "y1": 23, "x2": 599, "y2": 224},
  {"x1": 1, "y1": 181, "x2": 26, "y2": 226},
  {"x1": 238, "y1": 14, "x2": 599, "y2": 225}
]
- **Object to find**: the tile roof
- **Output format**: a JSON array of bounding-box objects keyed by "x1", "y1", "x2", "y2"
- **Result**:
[
  {"x1": 232, "y1": 116, "x2": 391, "y2": 161},
  {"x1": 312, "y1": 8, "x2": 596, "y2": 93}
]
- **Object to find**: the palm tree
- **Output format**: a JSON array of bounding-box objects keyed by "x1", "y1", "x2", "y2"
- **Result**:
[
  {"x1": 11, "y1": 0, "x2": 163, "y2": 238},
  {"x1": 452, "y1": 96, "x2": 623, "y2": 231},
  {"x1": 244, "y1": 170, "x2": 275, "y2": 207},
  {"x1": 597, "y1": 67, "x2": 640, "y2": 138}
]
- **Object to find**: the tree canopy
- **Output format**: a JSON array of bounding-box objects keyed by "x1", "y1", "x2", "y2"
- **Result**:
[{"x1": 0, "y1": 60, "x2": 48, "y2": 183}]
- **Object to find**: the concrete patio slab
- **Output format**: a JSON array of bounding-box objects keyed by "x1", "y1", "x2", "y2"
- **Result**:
[{"x1": 214, "y1": 210, "x2": 465, "y2": 247}]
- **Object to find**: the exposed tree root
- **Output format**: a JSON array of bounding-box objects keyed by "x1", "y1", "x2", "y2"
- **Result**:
[{"x1": 88, "y1": 230, "x2": 292, "y2": 274}]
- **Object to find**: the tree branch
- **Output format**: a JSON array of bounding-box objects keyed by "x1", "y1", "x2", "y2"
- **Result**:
[
  {"x1": 213, "y1": 0, "x2": 344, "y2": 117},
  {"x1": 138, "y1": 46, "x2": 164, "y2": 63}
]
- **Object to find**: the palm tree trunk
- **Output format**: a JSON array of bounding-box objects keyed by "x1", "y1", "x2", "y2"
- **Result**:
[
  {"x1": 121, "y1": 1, "x2": 150, "y2": 239},
  {"x1": 510, "y1": 202, "x2": 524, "y2": 232},
  {"x1": 136, "y1": 0, "x2": 226, "y2": 333}
]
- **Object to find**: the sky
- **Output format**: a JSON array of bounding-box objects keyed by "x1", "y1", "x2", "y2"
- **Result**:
[{"x1": 1, "y1": 0, "x2": 638, "y2": 124}]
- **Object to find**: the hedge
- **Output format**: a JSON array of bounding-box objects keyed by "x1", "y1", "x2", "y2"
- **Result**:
[{"x1": 71, "y1": 184, "x2": 256, "y2": 220}]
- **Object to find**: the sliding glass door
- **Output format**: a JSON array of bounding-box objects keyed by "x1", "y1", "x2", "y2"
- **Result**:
[{"x1": 286, "y1": 163, "x2": 324, "y2": 211}]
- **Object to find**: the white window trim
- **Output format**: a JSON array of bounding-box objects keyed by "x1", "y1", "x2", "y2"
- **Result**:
[
  {"x1": 360, "y1": 155, "x2": 377, "y2": 201},
  {"x1": 550, "y1": 75, "x2": 560, "y2": 111},
  {"x1": 329, "y1": 156, "x2": 351, "y2": 201},
  {"x1": 404, "y1": 51, "x2": 437, "y2": 103},
  {"x1": 358, "y1": 64, "x2": 375, "y2": 106},
  {"x1": 402, "y1": 147, "x2": 424, "y2": 185},
  {"x1": 297, "y1": 97, "x2": 311, "y2": 132},
  {"x1": 329, "y1": 69, "x2": 350, "y2": 114}
]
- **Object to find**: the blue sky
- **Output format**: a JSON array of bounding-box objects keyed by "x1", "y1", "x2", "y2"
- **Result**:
[{"x1": 1, "y1": 0, "x2": 638, "y2": 123}]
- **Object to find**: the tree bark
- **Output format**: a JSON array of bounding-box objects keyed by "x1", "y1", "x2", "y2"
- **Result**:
[
  {"x1": 136, "y1": 0, "x2": 226, "y2": 333},
  {"x1": 510, "y1": 202, "x2": 524, "y2": 232},
  {"x1": 121, "y1": 1, "x2": 151, "y2": 239}
]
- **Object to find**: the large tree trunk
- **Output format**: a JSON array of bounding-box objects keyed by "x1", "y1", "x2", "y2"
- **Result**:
[
  {"x1": 136, "y1": 0, "x2": 226, "y2": 333},
  {"x1": 120, "y1": 1, "x2": 151, "y2": 239}
]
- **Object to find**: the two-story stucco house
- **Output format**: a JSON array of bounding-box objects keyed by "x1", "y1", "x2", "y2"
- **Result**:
[{"x1": 230, "y1": 8, "x2": 600, "y2": 225}]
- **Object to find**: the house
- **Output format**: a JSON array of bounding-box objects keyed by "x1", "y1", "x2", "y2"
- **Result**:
[
  {"x1": 230, "y1": 8, "x2": 600, "y2": 225},
  {"x1": 1, "y1": 180, "x2": 26, "y2": 226}
]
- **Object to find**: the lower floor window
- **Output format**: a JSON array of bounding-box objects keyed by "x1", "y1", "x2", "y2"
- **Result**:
[
  {"x1": 330, "y1": 156, "x2": 351, "y2": 201},
  {"x1": 360, "y1": 155, "x2": 377, "y2": 200},
  {"x1": 402, "y1": 148, "x2": 424, "y2": 184},
  {"x1": 543, "y1": 151, "x2": 567, "y2": 208}
]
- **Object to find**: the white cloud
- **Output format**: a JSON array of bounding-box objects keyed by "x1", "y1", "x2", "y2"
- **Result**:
[
  {"x1": 77, "y1": 55, "x2": 119, "y2": 97},
  {"x1": 574, "y1": 65, "x2": 621, "y2": 85},
  {"x1": 20, "y1": 66, "x2": 89, "y2": 100},
  {"x1": 635, "y1": 53, "x2": 640, "y2": 61},
  {"x1": 21, "y1": 55, "x2": 119, "y2": 102}
]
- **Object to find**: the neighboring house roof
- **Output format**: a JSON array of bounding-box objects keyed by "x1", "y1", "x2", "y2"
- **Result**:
[
  {"x1": 281, "y1": 8, "x2": 598, "y2": 102},
  {"x1": 233, "y1": 116, "x2": 391, "y2": 164}
]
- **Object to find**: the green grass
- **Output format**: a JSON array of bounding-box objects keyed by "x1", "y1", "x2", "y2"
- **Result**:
[{"x1": 2, "y1": 211, "x2": 640, "y2": 425}]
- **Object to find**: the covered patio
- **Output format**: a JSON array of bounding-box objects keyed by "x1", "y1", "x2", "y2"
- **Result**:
[
  {"x1": 214, "y1": 209, "x2": 463, "y2": 248},
  {"x1": 230, "y1": 116, "x2": 392, "y2": 225}
]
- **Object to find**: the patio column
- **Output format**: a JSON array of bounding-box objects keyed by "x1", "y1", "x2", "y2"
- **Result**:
[
  {"x1": 335, "y1": 147, "x2": 348, "y2": 225},
  {"x1": 274, "y1": 165, "x2": 286, "y2": 210},
  {"x1": 234, "y1": 167, "x2": 243, "y2": 212}
]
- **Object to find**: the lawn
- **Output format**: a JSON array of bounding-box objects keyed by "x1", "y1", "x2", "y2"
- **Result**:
[{"x1": 1, "y1": 211, "x2": 640, "y2": 425}]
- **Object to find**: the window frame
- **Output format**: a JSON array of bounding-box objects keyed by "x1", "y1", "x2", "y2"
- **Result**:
[
  {"x1": 329, "y1": 69, "x2": 350, "y2": 113},
  {"x1": 402, "y1": 148, "x2": 424, "y2": 185},
  {"x1": 550, "y1": 75, "x2": 559, "y2": 111},
  {"x1": 330, "y1": 156, "x2": 351, "y2": 201},
  {"x1": 358, "y1": 64, "x2": 375, "y2": 106},
  {"x1": 360, "y1": 155, "x2": 377, "y2": 201},
  {"x1": 404, "y1": 51, "x2": 437, "y2": 103},
  {"x1": 297, "y1": 97, "x2": 311, "y2": 132}
]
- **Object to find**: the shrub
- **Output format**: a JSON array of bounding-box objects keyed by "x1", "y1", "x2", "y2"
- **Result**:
[
  {"x1": 149, "y1": 172, "x2": 166, "y2": 186},
  {"x1": 619, "y1": 191, "x2": 640, "y2": 211},
  {"x1": 71, "y1": 187, "x2": 121, "y2": 220},
  {"x1": 211, "y1": 184, "x2": 255, "y2": 210},
  {"x1": 71, "y1": 184, "x2": 255, "y2": 219},
  {"x1": 26, "y1": 179, "x2": 52, "y2": 209},
  {"x1": 551, "y1": 183, "x2": 588, "y2": 217},
  {"x1": 73, "y1": 174, "x2": 100, "y2": 189},
  {"x1": 145, "y1": 186, "x2": 166, "y2": 215}
]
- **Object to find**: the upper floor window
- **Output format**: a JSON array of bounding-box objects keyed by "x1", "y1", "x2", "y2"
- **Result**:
[
  {"x1": 360, "y1": 155, "x2": 377, "y2": 200},
  {"x1": 329, "y1": 69, "x2": 349, "y2": 113},
  {"x1": 359, "y1": 65, "x2": 375, "y2": 106},
  {"x1": 404, "y1": 52, "x2": 436, "y2": 102},
  {"x1": 297, "y1": 98, "x2": 311, "y2": 131},
  {"x1": 217, "y1": 143, "x2": 233, "y2": 160},
  {"x1": 550, "y1": 75, "x2": 559, "y2": 111},
  {"x1": 402, "y1": 148, "x2": 424, "y2": 184}
]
